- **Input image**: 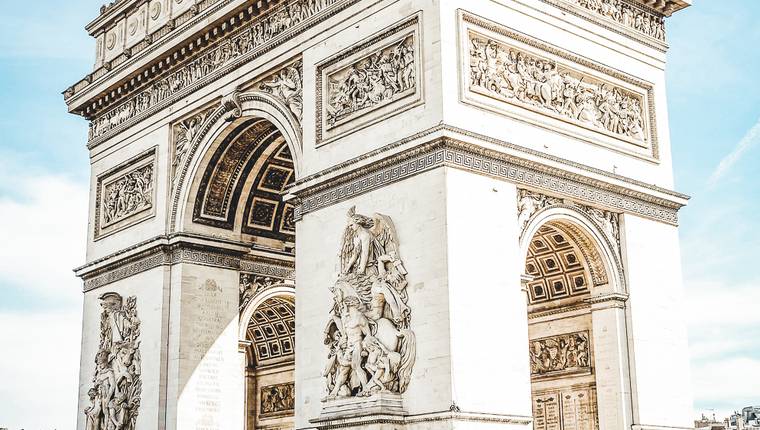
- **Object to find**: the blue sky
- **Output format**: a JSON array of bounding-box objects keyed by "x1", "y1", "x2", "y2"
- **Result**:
[{"x1": 0, "y1": 1, "x2": 759, "y2": 428}]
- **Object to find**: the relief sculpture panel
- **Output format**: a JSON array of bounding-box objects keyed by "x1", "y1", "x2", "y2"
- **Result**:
[
  {"x1": 95, "y1": 148, "x2": 157, "y2": 239},
  {"x1": 460, "y1": 13, "x2": 657, "y2": 159},
  {"x1": 322, "y1": 207, "x2": 416, "y2": 400},
  {"x1": 317, "y1": 15, "x2": 422, "y2": 145},
  {"x1": 260, "y1": 382, "x2": 296, "y2": 416},
  {"x1": 83, "y1": 293, "x2": 142, "y2": 430},
  {"x1": 529, "y1": 331, "x2": 592, "y2": 379}
]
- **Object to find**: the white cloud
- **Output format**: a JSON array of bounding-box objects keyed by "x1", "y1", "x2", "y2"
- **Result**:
[
  {"x1": 0, "y1": 174, "x2": 88, "y2": 304},
  {"x1": 0, "y1": 174, "x2": 87, "y2": 429},
  {"x1": 708, "y1": 116, "x2": 760, "y2": 187},
  {"x1": 0, "y1": 311, "x2": 82, "y2": 430}
]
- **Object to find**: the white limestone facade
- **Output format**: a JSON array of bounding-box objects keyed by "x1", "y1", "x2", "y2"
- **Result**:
[{"x1": 65, "y1": 1, "x2": 695, "y2": 430}]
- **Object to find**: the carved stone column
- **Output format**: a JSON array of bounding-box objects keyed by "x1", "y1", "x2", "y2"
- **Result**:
[{"x1": 584, "y1": 293, "x2": 633, "y2": 430}]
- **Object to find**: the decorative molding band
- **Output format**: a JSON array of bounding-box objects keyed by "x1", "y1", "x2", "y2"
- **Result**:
[
  {"x1": 460, "y1": 11, "x2": 659, "y2": 160},
  {"x1": 316, "y1": 13, "x2": 422, "y2": 146},
  {"x1": 82, "y1": 0, "x2": 361, "y2": 148},
  {"x1": 584, "y1": 292, "x2": 629, "y2": 309},
  {"x1": 294, "y1": 138, "x2": 682, "y2": 226},
  {"x1": 94, "y1": 147, "x2": 157, "y2": 240},
  {"x1": 538, "y1": 0, "x2": 667, "y2": 50},
  {"x1": 528, "y1": 303, "x2": 591, "y2": 320},
  {"x1": 80, "y1": 237, "x2": 294, "y2": 292},
  {"x1": 310, "y1": 410, "x2": 533, "y2": 429}
]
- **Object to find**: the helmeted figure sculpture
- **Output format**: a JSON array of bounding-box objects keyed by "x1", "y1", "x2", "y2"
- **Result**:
[{"x1": 322, "y1": 207, "x2": 416, "y2": 400}]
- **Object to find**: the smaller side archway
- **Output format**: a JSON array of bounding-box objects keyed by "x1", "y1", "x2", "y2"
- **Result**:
[
  {"x1": 519, "y1": 205, "x2": 633, "y2": 430},
  {"x1": 238, "y1": 283, "x2": 296, "y2": 430}
]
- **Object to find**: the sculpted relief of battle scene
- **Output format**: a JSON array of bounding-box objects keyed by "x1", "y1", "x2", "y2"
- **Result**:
[
  {"x1": 553, "y1": 0, "x2": 666, "y2": 41},
  {"x1": 325, "y1": 35, "x2": 416, "y2": 127},
  {"x1": 529, "y1": 331, "x2": 592, "y2": 379},
  {"x1": 83, "y1": 293, "x2": 142, "y2": 430},
  {"x1": 322, "y1": 207, "x2": 416, "y2": 401},
  {"x1": 96, "y1": 149, "x2": 156, "y2": 239}
]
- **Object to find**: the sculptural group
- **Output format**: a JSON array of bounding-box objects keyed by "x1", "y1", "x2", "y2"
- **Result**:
[
  {"x1": 83, "y1": 293, "x2": 142, "y2": 430},
  {"x1": 103, "y1": 165, "x2": 153, "y2": 226},
  {"x1": 322, "y1": 207, "x2": 416, "y2": 400}
]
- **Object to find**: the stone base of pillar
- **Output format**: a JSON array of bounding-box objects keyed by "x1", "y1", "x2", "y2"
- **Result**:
[{"x1": 311, "y1": 392, "x2": 407, "y2": 428}]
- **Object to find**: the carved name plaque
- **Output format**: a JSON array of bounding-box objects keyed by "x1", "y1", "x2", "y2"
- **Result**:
[
  {"x1": 83, "y1": 293, "x2": 142, "y2": 430},
  {"x1": 533, "y1": 387, "x2": 598, "y2": 430},
  {"x1": 529, "y1": 331, "x2": 592, "y2": 379},
  {"x1": 460, "y1": 12, "x2": 657, "y2": 159},
  {"x1": 260, "y1": 382, "x2": 296, "y2": 416},
  {"x1": 317, "y1": 15, "x2": 422, "y2": 145},
  {"x1": 321, "y1": 207, "x2": 416, "y2": 401},
  {"x1": 95, "y1": 148, "x2": 157, "y2": 239}
]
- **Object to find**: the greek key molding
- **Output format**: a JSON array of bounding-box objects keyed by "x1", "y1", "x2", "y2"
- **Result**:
[
  {"x1": 94, "y1": 147, "x2": 157, "y2": 240},
  {"x1": 82, "y1": 0, "x2": 361, "y2": 148},
  {"x1": 294, "y1": 138, "x2": 681, "y2": 225},
  {"x1": 239, "y1": 260, "x2": 295, "y2": 280},
  {"x1": 460, "y1": 10, "x2": 659, "y2": 161}
]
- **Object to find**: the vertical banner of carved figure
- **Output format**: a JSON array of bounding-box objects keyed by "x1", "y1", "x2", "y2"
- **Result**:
[
  {"x1": 83, "y1": 293, "x2": 142, "y2": 430},
  {"x1": 321, "y1": 207, "x2": 416, "y2": 401}
]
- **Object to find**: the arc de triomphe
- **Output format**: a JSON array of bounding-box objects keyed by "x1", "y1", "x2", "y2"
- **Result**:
[{"x1": 64, "y1": 1, "x2": 694, "y2": 429}]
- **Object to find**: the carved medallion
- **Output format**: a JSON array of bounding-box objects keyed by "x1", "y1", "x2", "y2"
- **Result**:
[
  {"x1": 83, "y1": 293, "x2": 142, "y2": 430},
  {"x1": 322, "y1": 207, "x2": 416, "y2": 401}
]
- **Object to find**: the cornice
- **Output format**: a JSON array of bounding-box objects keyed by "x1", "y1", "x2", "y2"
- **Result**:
[
  {"x1": 291, "y1": 125, "x2": 688, "y2": 225},
  {"x1": 310, "y1": 409, "x2": 533, "y2": 429},
  {"x1": 74, "y1": 231, "x2": 295, "y2": 291}
]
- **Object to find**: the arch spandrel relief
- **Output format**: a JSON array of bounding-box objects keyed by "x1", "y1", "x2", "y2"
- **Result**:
[{"x1": 322, "y1": 207, "x2": 416, "y2": 402}]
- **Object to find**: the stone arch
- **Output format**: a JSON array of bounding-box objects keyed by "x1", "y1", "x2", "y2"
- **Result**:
[
  {"x1": 520, "y1": 205, "x2": 625, "y2": 296},
  {"x1": 171, "y1": 90, "x2": 303, "y2": 234},
  {"x1": 238, "y1": 283, "x2": 296, "y2": 342}
]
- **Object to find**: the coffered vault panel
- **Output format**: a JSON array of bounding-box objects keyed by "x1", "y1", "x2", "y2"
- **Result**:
[
  {"x1": 525, "y1": 225, "x2": 590, "y2": 305},
  {"x1": 193, "y1": 118, "x2": 295, "y2": 243},
  {"x1": 246, "y1": 297, "x2": 296, "y2": 365}
]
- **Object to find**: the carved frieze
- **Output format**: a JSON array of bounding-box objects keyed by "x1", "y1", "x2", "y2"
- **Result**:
[
  {"x1": 460, "y1": 12, "x2": 657, "y2": 159},
  {"x1": 544, "y1": 0, "x2": 665, "y2": 42},
  {"x1": 95, "y1": 148, "x2": 157, "y2": 239},
  {"x1": 260, "y1": 382, "x2": 296, "y2": 416},
  {"x1": 529, "y1": 331, "x2": 592, "y2": 378},
  {"x1": 317, "y1": 14, "x2": 422, "y2": 145},
  {"x1": 83, "y1": 293, "x2": 142, "y2": 430},
  {"x1": 87, "y1": 0, "x2": 353, "y2": 142},
  {"x1": 322, "y1": 207, "x2": 416, "y2": 401}
]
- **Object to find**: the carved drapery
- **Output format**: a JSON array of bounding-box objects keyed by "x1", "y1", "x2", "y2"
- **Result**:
[
  {"x1": 322, "y1": 207, "x2": 416, "y2": 401},
  {"x1": 83, "y1": 293, "x2": 142, "y2": 430}
]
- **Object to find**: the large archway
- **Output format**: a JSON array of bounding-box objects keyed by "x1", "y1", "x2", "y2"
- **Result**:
[
  {"x1": 177, "y1": 93, "x2": 301, "y2": 430},
  {"x1": 521, "y1": 208, "x2": 631, "y2": 430}
]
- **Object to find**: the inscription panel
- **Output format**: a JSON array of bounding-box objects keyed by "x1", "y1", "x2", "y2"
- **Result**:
[
  {"x1": 459, "y1": 12, "x2": 657, "y2": 160},
  {"x1": 533, "y1": 386, "x2": 598, "y2": 430}
]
